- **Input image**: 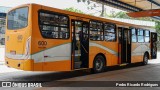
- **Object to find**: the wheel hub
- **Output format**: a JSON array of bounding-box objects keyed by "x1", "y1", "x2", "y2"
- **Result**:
[{"x1": 95, "y1": 59, "x2": 103, "y2": 71}]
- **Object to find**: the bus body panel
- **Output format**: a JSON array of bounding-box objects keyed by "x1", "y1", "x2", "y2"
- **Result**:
[
  {"x1": 131, "y1": 42, "x2": 150, "y2": 63},
  {"x1": 5, "y1": 4, "x2": 156, "y2": 71},
  {"x1": 89, "y1": 41, "x2": 119, "y2": 68}
]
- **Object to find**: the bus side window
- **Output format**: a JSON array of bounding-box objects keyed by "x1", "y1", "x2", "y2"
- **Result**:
[
  {"x1": 137, "y1": 29, "x2": 144, "y2": 42},
  {"x1": 145, "y1": 30, "x2": 150, "y2": 42},
  {"x1": 90, "y1": 21, "x2": 103, "y2": 41},
  {"x1": 131, "y1": 28, "x2": 137, "y2": 42},
  {"x1": 104, "y1": 23, "x2": 116, "y2": 42},
  {"x1": 39, "y1": 11, "x2": 69, "y2": 39}
]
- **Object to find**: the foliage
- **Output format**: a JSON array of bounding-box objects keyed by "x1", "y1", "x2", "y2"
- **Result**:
[
  {"x1": 107, "y1": 11, "x2": 130, "y2": 19},
  {"x1": 155, "y1": 21, "x2": 160, "y2": 40},
  {"x1": 64, "y1": 7, "x2": 84, "y2": 14},
  {"x1": 77, "y1": 0, "x2": 105, "y2": 17}
]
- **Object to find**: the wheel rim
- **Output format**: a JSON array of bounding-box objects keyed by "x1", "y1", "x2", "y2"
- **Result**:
[
  {"x1": 144, "y1": 55, "x2": 148, "y2": 64},
  {"x1": 95, "y1": 58, "x2": 103, "y2": 71}
]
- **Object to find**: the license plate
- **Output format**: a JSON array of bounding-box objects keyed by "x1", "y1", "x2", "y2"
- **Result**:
[{"x1": 10, "y1": 51, "x2": 16, "y2": 55}]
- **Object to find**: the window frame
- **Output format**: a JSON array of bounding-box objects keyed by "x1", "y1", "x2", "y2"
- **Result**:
[
  {"x1": 137, "y1": 29, "x2": 144, "y2": 43},
  {"x1": 38, "y1": 10, "x2": 70, "y2": 39},
  {"x1": 144, "y1": 30, "x2": 150, "y2": 43},
  {"x1": 89, "y1": 20, "x2": 104, "y2": 41},
  {"x1": 104, "y1": 22, "x2": 117, "y2": 42},
  {"x1": 131, "y1": 27, "x2": 137, "y2": 43}
]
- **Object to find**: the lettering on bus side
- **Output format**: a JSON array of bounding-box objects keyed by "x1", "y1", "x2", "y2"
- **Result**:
[
  {"x1": 17, "y1": 35, "x2": 23, "y2": 41},
  {"x1": 38, "y1": 41, "x2": 47, "y2": 48}
]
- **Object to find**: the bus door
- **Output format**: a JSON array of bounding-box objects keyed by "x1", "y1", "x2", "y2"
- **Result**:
[
  {"x1": 71, "y1": 20, "x2": 89, "y2": 69},
  {"x1": 151, "y1": 32, "x2": 157, "y2": 59},
  {"x1": 118, "y1": 27, "x2": 131, "y2": 64}
]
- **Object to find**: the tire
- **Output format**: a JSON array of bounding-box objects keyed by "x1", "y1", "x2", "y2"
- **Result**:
[
  {"x1": 143, "y1": 53, "x2": 148, "y2": 65},
  {"x1": 92, "y1": 55, "x2": 105, "y2": 73}
]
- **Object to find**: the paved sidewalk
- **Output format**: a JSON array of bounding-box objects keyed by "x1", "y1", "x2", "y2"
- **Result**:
[
  {"x1": 0, "y1": 45, "x2": 5, "y2": 48},
  {"x1": 0, "y1": 47, "x2": 5, "y2": 63},
  {"x1": 0, "y1": 65, "x2": 21, "y2": 73},
  {"x1": 0, "y1": 61, "x2": 4, "y2": 65}
]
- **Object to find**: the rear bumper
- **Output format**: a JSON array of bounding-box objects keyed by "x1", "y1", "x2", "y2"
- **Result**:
[
  {"x1": 5, "y1": 57, "x2": 72, "y2": 71},
  {"x1": 5, "y1": 57, "x2": 34, "y2": 71}
]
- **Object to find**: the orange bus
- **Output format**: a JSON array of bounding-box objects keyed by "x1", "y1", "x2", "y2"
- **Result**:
[{"x1": 5, "y1": 4, "x2": 157, "y2": 73}]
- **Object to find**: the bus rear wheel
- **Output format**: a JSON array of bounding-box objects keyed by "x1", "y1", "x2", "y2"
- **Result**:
[
  {"x1": 143, "y1": 53, "x2": 148, "y2": 65},
  {"x1": 92, "y1": 55, "x2": 105, "y2": 73}
]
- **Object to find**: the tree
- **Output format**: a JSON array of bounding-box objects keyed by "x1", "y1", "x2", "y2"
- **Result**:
[
  {"x1": 100, "y1": 4, "x2": 105, "y2": 17},
  {"x1": 155, "y1": 21, "x2": 160, "y2": 40},
  {"x1": 64, "y1": 7, "x2": 84, "y2": 14},
  {"x1": 77, "y1": 0, "x2": 105, "y2": 17},
  {"x1": 107, "y1": 11, "x2": 130, "y2": 19}
]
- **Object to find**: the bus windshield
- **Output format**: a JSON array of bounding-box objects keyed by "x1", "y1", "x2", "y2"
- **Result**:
[{"x1": 7, "y1": 7, "x2": 28, "y2": 30}]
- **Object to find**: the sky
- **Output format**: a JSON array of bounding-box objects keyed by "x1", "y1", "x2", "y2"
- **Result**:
[{"x1": 0, "y1": 0, "x2": 122, "y2": 15}]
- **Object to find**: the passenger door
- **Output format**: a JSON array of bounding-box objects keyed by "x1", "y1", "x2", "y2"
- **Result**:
[
  {"x1": 71, "y1": 20, "x2": 89, "y2": 69},
  {"x1": 118, "y1": 27, "x2": 131, "y2": 64},
  {"x1": 151, "y1": 32, "x2": 157, "y2": 59}
]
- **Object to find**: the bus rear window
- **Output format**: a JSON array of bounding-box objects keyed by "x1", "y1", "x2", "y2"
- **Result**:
[{"x1": 7, "y1": 7, "x2": 28, "y2": 30}]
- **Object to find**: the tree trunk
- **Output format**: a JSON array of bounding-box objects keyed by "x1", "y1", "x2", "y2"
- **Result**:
[{"x1": 100, "y1": 4, "x2": 105, "y2": 17}]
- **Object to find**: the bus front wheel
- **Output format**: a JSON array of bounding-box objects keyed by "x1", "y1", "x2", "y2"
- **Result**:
[{"x1": 92, "y1": 55, "x2": 105, "y2": 73}]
